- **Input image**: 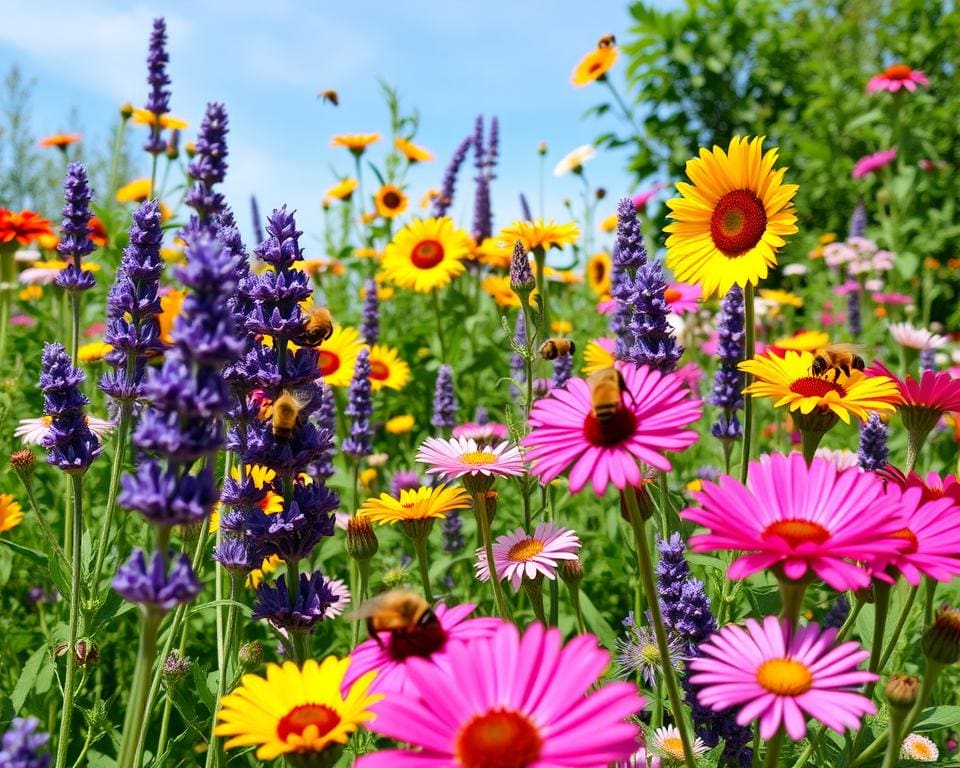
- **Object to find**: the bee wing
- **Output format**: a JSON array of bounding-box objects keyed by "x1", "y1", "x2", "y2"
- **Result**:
[
  {"x1": 346, "y1": 589, "x2": 409, "y2": 622},
  {"x1": 819, "y1": 342, "x2": 867, "y2": 354},
  {"x1": 281, "y1": 385, "x2": 319, "y2": 411}
]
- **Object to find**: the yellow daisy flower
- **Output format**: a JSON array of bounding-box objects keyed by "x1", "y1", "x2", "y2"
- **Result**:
[
  {"x1": 324, "y1": 178, "x2": 358, "y2": 202},
  {"x1": 395, "y1": 137, "x2": 433, "y2": 163},
  {"x1": 359, "y1": 485, "x2": 471, "y2": 525},
  {"x1": 482, "y1": 275, "x2": 522, "y2": 308},
  {"x1": 571, "y1": 44, "x2": 619, "y2": 87},
  {"x1": 772, "y1": 330, "x2": 830, "y2": 353},
  {"x1": 586, "y1": 252, "x2": 612, "y2": 296},
  {"x1": 759, "y1": 288, "x2": 803, "y2": 308},
  {"x1": 367, "y1": 344, "x2": 411, "y2": 392},
  {"x1": 19, "y1": 285, "x2": 43, "y2": 301},
  {"x1": 318, "y1": 326, "x2": 364, "y2": 388},
  {"x1": 551, "y1": 320, "x2": 573, "y2": 335},
  {"x1": 500, "y1": 219, "x2": 580, "y2": 252},
  {"x1": 130, "y1": 108, "x2": 189, "y2": 130},
  {"x1": 0, "y1": 494, "x2": 24, "y2": 534},
  {"x1": 210, "y1": 464, "x2": 282, "y2": 533},
  {"x1": 665, "y1": 136, "x2": 799, "y2": 298},
  {"x1": 582, "y1": 338, "x2": 616, "y2": 374},
  {"x1": 78, "y1": 341, "x2": 113, "y2": 363},
  {"x1": 373, "y1": 184, "x2": 409, "y2": 220},
  {"x1": 215, "y1": 656, "x2": 381, "y2": 761},
  {"x1": 600, "y1": 212, "x2": 618, "y2": 233},
  {"x1": 385, "y1": 414, "x2": 415, "y2": 434},
  {"x1": 116, "y1": 178, "x2": 153, "y2": 204},
  {"x1": 382, "y1": 217, "x2": 471, "y2": 292},
  {"x1": 246, "y1": 554, "x2": 282, "y2": 589},
  {"x1": 158, "y1": 290, "x2": 185, "y2": 346},
  {"x1": 739, "y1": 351, "x2": 899, "y2": 424},
  {"x1": 330, "y1": 133, "x2": 380, "y2": 155},
  {"x1": 474, "y1": 237, "x2": 513, "y2": 269}
]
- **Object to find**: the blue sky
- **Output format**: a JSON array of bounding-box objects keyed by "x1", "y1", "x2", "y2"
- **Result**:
[{"x1": 0, "y1": 0, "x2": 674, "y2": 244}]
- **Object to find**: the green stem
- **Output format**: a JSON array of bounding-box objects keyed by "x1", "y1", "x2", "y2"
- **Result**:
[
  {"x1": 837, "y1": 596, "x2": 865, "y2": 641},
  {"x1": 533, "y1": 248, "x2": 548, "y2": 333},
  {"x1": 116, "y1": 610, "x2": 162, "y2": 768},
  {"x1": 149, "y1": 149, "x2": 159, "y2": 204},
  {"x1": 431, "y1": 289, "x2": 447, "y2": 362},
  {"x1": 790, "y1": 726, "x2": 826, "y2": 768},
  {"x1": 868, "y1": 581, "x2": 892, "y2": 680},
  {"x1": 69, "y1": 292, "x2": 80, "y2": 365},
  {"x1": 762, "y1": 729, "x2": 785, "y2": 768},
  {"x1": 799, "y1": 428, "x2": 826, "y2": 465},
  {"x1": 778, "y1": 578, "x2": 809, "y2": 626},
  {"x1": 523, "y1": 578, "x2": 546, "y2": 624},
  {"x1": 0, "y1": 248, "x2": 15, "y2": 367},
  {"x1": 601, "y1": 76, "x2": 642, "y2": 132},
  {"x1": 205, "y1": 576, "x2": 241, "y2": 768},
  {"x1": 475, "y1": 491, "x2": 511, "y2": 619},
  {"x1": 412, "y1": 536, "x2": 434, "y2": 604},
  {"x1": 880, "y1": 708, "x2": 908, "y2": 768},
  {"x1": 107, "y1": 118, "x2": 128, "y2": 199},
  {"x1": 567, "y1": 583, "x2": 587, "y2": 634},
  {"x1": 623, "y1": 485, "x2": 697, "y2": 768},
  {"x1": 922, "y1": 577, "x2": 936, "y2": 628},
  {"x1": 878, "y1": 584, "x2": 919, "y2": 671},
  {"x1": 54, "y1": 475, "x2": 84, "y2": 768},
  {"x1": 740, "y1": 283, "x2": 756, "y2": 483},
  {"x1": 90, "y1": 401, "x2": 133, "y2": 593},
  {"x1": 16, "y1": 473, "x2": 68, "y2": 565}
]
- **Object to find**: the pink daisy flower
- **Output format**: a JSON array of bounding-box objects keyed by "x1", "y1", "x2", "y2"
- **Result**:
[
  {"x1": 632, "y1": 182, "x2": 665, "y2": 212},
  {"x1": 597, "y1": 297, "x2": 616, "y2": 315},
  {"x1": 451, "y1": 421, "x2": 509, "y2": 444},
  {"x1": 356, "y1": 622, "x2": 645, "y2": 768},
  {"x1": 682, "y1": 452, "x2": 909, "y2": 591},
  {"x1": 523, "y1": 363, "x2": 701, "y2": 495},
  {"x1": 872, "y1": 292, "x2": 912, "y2": 306},
  {"x1": 475, "y1": 522, "x2": 581, "y2": 591},
  {"x1": 663, "y1": 282, "x2": 701, "y2": 314},
  {"x1": 345, "y1": 602, "x2": 500, "y2": 694},
  {"x1": 324, "y1": 577, "x2": 352, "y2": 618},
  {"x1": 689, "y1": 616, "x2": 876, "y2": 740},
  {"x1": 852, "y1": 148, "x2": 897, "y2": 179},
  {"x1": 416, "y1": 436, "x2": 524, "y2": 480},
  {"x1": 868, "y1": 486, "x2": 960, "y2": 585},
  {"x1": 889, "y1": 321, "x2": 948, "y2": 350},
  {"x1": 867, "y1": 64, "x2": 929, "y2": 94},
  {"x1": 878, "y1": 466, "x2": 960, "y2": 507},
  {"x1": 868, "y1": 362, "x2": 960, "y2": 414}
]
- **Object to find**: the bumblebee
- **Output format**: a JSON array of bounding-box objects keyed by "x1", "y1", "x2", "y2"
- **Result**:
[
  {"x1": 300, "y1": 305, "x2": 334, "y2": 347},
  {"x1": 587, "y1": 366, "x2": 628, "y2": 421},
  {"x1": 351, "y1": 590, "x2": 445, "y2": 657},
  {"x1": 810, "y1": 343, "x2": 866, "y2": 382},
  {"x1": 318, "y1": 89, "x2": 339, "y2": 106},
  {"x1": 271, "y1": 388, "x2": 311, "y2": 440},
  {"x1": 538, "y1": 338, "x2": 576, "y2": 360},
  {"x1": 597, "y1": 34, "x2": 616, "y2": 48}
]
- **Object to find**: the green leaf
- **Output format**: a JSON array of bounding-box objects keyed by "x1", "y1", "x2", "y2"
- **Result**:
[
  {"x1": 578, "y1": 590, "x2": 617, "y2": 650},
  {"x1": 49, "y1": 554, "x2": 71, "y2": 602},
  {"x1": 11, "y1": 647, "x2": 46, "y2": 711},
  {"x1": 0, "y1": 537, "x2": 48, "y2": 567},
  {"x1": 913, "y1": 705, "x2": 960, "y2": 733}
]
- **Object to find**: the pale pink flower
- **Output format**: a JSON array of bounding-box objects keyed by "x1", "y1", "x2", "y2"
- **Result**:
[
  {"x1": 416, "y1": 436, "x2": 525, "y2": 479},
  {"x1": 867, "y1": 64, "x2": 929, "y2": 94},
  {"x1": 475, "y1": 521, "x2": 581, "y2": 590},
  {"x1": 852, "y1": 149, "x2": 897, "y2": 179}
]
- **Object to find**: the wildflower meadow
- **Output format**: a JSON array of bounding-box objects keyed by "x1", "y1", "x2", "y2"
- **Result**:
[{"x1": 2, "y1": 2, "x2": 960, "y2": 767}]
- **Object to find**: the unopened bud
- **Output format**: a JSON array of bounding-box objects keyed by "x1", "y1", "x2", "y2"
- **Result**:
[
  {"x1": 509, "y1": 240, "x2": 535, "y2": 295},
  {"x1": 346, "y1": 516, "x2": 379, "y2": 562},
  {"x1": 853, "y1": 582, "x2": 875, "y2": 604},
  {"x1": 56, "y1": 640, "x2": 98, "y2": 668},
  {"x1": 559, "y1": 558, "x2": 584, "y2": 587},
  {"x1": 620, "y1": 483, "x2": 656, "y2": 522},
  {"x1": 537, "y1": 142, "x2": 548, "y2": 156},
  {"x1": 922, "y1": 606, "x2": 960, "y2": 666},
  {"x1": 184, "y1": 141, "x2": 197, "y2": 158},
  {"x1": 381, "y1": 564, "x2": 410, "y2": 589},
  {"x1": 238, "y1": 641, "x2": 263, "y2": 671},
  {"x1": 595, "y1": 187, "x2": 607, "y2": 200},
  {"x1": 10, "y1": 449, "x2": 36, "y2": 480},
  {"x1": 119, "y1": 102, "x2": 134, "y2": 119},
  {"x1": 482, "y1": 491, "x2": 497, "y2": 524},
  {"x1": 162, "y1": 650, "x2": 192, "y2": 684},
  {"x1": 885, "y1": 674, "x2": 920, "y2": 712}
]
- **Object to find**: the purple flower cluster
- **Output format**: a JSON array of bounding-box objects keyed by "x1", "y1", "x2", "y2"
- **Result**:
[
  {"x1": 858, "y1": 412, "x2": 889, "y2": 471},
  {"x1": 186, "y1": 102, "x2": 229, "y2": 222},
  {"x1": 709, "y1": 285, "x2": 745, "y2": 442},
  {"x1": 54, "y1": 163, "x2": 96, "y2": 294},
  {"x1": 471, "y1": 115, "x2": 499, "y2": 243},
  {"x1": 39, "y1": 343, "x2": 103, "y2": 475},
  {"x1": 143, "y1": 18, "x2": 171, "y2": 154},
  {"x1": 252, "y1": 571, "x2": 337, "y2": 632},
  {"x1": 342, "y1": 347, "x2": 373, "y2": 458},
  {"x1": 823, "y1": 596, "x2": 850, "y2": 629},
  {"x1": 390, "y1": 469, "x2": 421, "y2": 496},
  {"x1": 441, "y1": 509, "x2": 465, "y2": 553},
  {"x1": 432, "y1": 135, "x2": 472, "y2": 218},
  {"x1": 101, "y1": 201, "x2": 165, "y2": 403},
  {"x1": 431, "y1": 364, "x2": 458, "y2": 429},
  {"x1": 847, "y1": 287, "x2": 861, "y2": 336},
  {"x1": 551, "y1": 354, "x2": 573, "y2": 388},
  {"x1": 849, "y1": 201, "x2": 867, "y2": 239},
  {"x1": 921, "y1": 347, "x2": 936, "y2": 372},
  {"x1": 0, "y1": 717, "x2": 51, "y2": 768},
  {"x1": 611, "y1": 198, "x2": 646, "y2": 359},
  {"x1": 113, "y1": 550, "x2": 202, "y2": 612},
  {"x1": 312, "y1": 383, "x2": 337, "y2": 480},
  {"x1": 361, "y1": 277, "x2": 379, "y2": 345}
]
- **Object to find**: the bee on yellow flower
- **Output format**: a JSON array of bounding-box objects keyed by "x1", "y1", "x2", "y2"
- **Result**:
[{"x1": 571, "y1": 37, "x2": 619, "y2": 87}]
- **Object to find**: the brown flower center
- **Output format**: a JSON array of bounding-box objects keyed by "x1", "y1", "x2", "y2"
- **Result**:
[
  {"x1": 411, "y1": 239, "x2": 444, "y2": 269},
  {"x1": 763, "y1": 519, "x2": 830, "y2": 548},
  {"x1": 756, "y1": 658, "x2": 813, "y2": 696},
  {"x1": 789, "y1": 376, "x2": 846, "y2": 398},
  {"x1": 590, "y1": 259, "x2": 607, "y2": 284},
  {"x1": 583, "y1": 408, "x2": 637, "y2": 447},
  {"x1": 507, "y1": 538, "x2": 545, "y2": 562},
  {"x1": 884, "y1": 64, "x2": 913, "y2": 80},
  {"x1": 710, "y1": 189, "x2": 768, "y2": 256},
  {"x1": 455, "y1": 709, "x2": 542, "y2": 768},
  {"x1": 382, "y1": 190, "x2": 402, "y2": 209},
  {"x1": 276, "y1": 703, "x2": 341, "y2": 743}
]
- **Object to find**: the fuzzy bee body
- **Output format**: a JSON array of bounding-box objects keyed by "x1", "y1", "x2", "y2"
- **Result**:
[
  {"x1": 810, "y1": 343, "x2": 866, "y2": 382},
  {"x1": 587, "y1": 366, "x2": 628, "y2": 421},
  {"x1": 271, "y1": 388, "x2": 311, "y2": 440},
  {"x1": 319, "y1": 89, "x2": 339, "y2": 106},
  {"x1": 351, "y1": 590, "x2": 444, "y2": 656},
  {"x1": 538, "y1": 338, "x2": 576, "y2": 360},
  {"x1": 301, "y1": 306, "x2": 334, "y2": 347},
  {"x1": 597, "y1": 34, "x2": 616, "y2": 48}
]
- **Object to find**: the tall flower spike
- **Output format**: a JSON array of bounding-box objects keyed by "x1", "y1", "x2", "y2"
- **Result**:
[
  {"x1": 552, "y1": 354, "x2": 573, "y2": 388},
  {"x1": 849, "y1": 202, "x2": 867, "y2": 239},
  {"x1": 361, "y1": 277, "x2": 379, "y2": 345},
  {"x1": 342, "y1": 347, "x2": 373, "y2": 458},
  {"x1": 471, "y1": 115, "x2": 492, "y2": 243},
  {"x1": 628, "y1": 254, "x2": 683, "y2": 372},
  {"x1": 432, "y1": 134, "x2": 472, "y2": 217},
  {"x1": 431, "y1": 364, "x2": 458, "y2": 429},
  {"x1": 710, "y1": 285, "x2": 744, "y2": 442},
  {"x1": 143, "y1": 17, "x2": 171, "y2": 154},
  {"x1": 858, "y1": 412, "x2": 889, "y2": 471},
  {"x1": 186, "y1": 101, "x2": 229, "y2": 223},
  {"x1": 509, "y1": 240, "x2": 534, "y2": 294},
  {"x1": 847, "y1": 285, "x2": 862, "y2": 336},
  {"x1": 611, "y1": 197, "x2": 647, "y2": 360},
  {"x1": 54, "y1": 163, "x2": 96, "y2": 294},
  {"x1": 39, "y1": 343, "x2": 103, "y2": 475}
]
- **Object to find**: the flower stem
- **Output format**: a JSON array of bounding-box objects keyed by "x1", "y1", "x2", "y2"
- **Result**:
[
  {"x1": 90, "y1": 401, "x2": 133, "y2": 593},
  {"x1": 54, "y1": 475, "x2": 84, "y2": 768},
  {"x1": 412, "y1": 536, "x2": 434, "y2": 604},
  {"x1": 868, "y1": 581, "x2": 892, "y2": 681},
  {"x1": 799, "y1": 428, "x2": 826, "y2": 465},
  {"x1": 881, "y1": 705, "x2": 908, "y2": 768},
  {"x1": 837, "y1": 595, "x2": 865, "y2": 641},
  {"x1": 762, "y1": 728, "x2": 785, "y2": 768},
  {"x1": 474, "y1": 490, "x2": 511, "y2": 619},
  {"x1": 778, "y1": 578, "x2": 809, "y2": 626},
  {"x1": 69, "y1": 292, "x2": 80, "y2": 365},
  {"x1": 623, "y1": 485, "x2": 697, "y2": 768},
  {"x1": 431, "y1": 289, "x2": 447, "y2": 362},
  {"x1": 740, "y1": 283, "x2": 755, "y2": 484},
  {"x1": 922, "y1": 576, "x2": 936, "y2": 628},
  {"x1": 107, "y1": 117, "x2": 128, "y2": 199},
  {"x1": 878, "y1": 584, "x2": 919, "y2": 671},
  {"x1": 523, "y1": 576, "x2": 546, "y2": 624},
  {"x1": 205, "y1": 575, "x2": 241, "y2": 768},
  {"x1": 116, "y1": 610, "x2": 162, "y2": 768},
  {"x1": 565, "y1": 581, "x2": 587, "y2": 634},
  {"x1": 533, "y1": 248, "x2": 549, "y2": 333}
]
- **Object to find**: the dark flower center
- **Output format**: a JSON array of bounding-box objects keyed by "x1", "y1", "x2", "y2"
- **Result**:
[
  {"x1": 386, "y1": 622, "x2": 448, "y2": 661},
  {"x1": 382, "y1": 190, "x2": 402, "y2": 209},
  {"x1": 789, "y1": 376, "x2": 846, "y2": 398},
  {"x1": 455, "y1": 708, "x2": 542, "y2": 768},
  {"x1": 583, "y1": 408, "x2": 636, "y2": 447},
  {"x1": 590, "y1": 259, "x2": 607, "y2": 284},
  {"x1": 411, "y1": 239, "x2": 444, "y2": 269},
  {"x1": 276, "y1": 703, "x2": 340, "y2": 743},
  {"x1": 710, "y1": 189, "x2": 768, "y2": 256},
  {"x1": 369, "y1": 360, "x2": 389, "y2": 380}
]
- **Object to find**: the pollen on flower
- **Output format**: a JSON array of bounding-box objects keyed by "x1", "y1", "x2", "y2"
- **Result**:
[
  {"x1": 455, "y1": 709, "x2": 542, "y2": 768},
  {"x1": 583, "y1": 409, "x2": 637, "y2": 446},
  {"x1": 507, "y1": 538, "x2": 546, "y2": 562},
  {"x1": 710, "y1": 189, "x2": 768, "y2": 255},
  {"x1": 891, "y1": 528, "x2": 919, "y2": 555},
  {"x1": 789, "y1": 376, "x2": 846, "y2": 398},
  {"x1": 459, "y1": 451, "x2": 497, "y2": 466},
  {"x1": 276, "y1": 703, "x2": 341, "y2": 742},
  {"x1": 755, "y1": 658, "x2": 814, "y2": 696},
  {"x1": 762, "y1": 519, "x2": 830, "y2": 548}
]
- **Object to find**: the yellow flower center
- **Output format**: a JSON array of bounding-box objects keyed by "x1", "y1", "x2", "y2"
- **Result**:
[
  {"x1": 411, "y1": 239, "x2": 445, "y2": 269},
  {"x1": 460, "y1": 451, "x2": 496, "y2": 466},
  {"x1": 276, "y1": 703, "x2": 340, "y2": 743},
  {"x1": 756, "y1": 658, "x2": 814, "y2": 696},
  {"x1": 762, "y1": 519, "x2": 830, "y2": 548},
  {"x1": 455, "y1": 709, "x2": 542, "y2": 768},
  {"x1": 641, "y1": 643, "x2": 661, "y2": 665},
  {"x1": 506, "y1": 538, "x2": 545, "y2": 562},
  {"x1": 660, "y1": 736, "x2": 685, "y2": 760}
]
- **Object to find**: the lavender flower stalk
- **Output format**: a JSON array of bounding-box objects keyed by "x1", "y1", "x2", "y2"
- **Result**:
[
  {"x1": 858, "y1": 412, "x2": 889, "y2": 471},
  {"x1": 628, "y1": 255, "x2": 683, "y2": 372},
  {"x1": 143, "y1": 17, "x2": 171, "y2": 155},
  {"x1": 186, "y1": 101, "x2": 229, "y2": 223},
  {"x1": 611, "y1": 198, "x2": 646, "y2": 360},
  {"x1": 1, "y1": 718, "x2": 51, "y2": 768},
  {"x1": 709, "y1": 285, "x2": 745, "y2": 460},
  {"x1": 360, "y1": 277, "x2": 379, "y2": 345},
  {"x1": 552, "y1": 354, "x2": 573, "y2": 388},
  {"x1": 342, "y1": 347, "x2": 373, "y2": 458},
  {"x1": 847, "y1": 285, "x2": 862, "y2": 336},
  {"x1": 54, "y1": 163, "x2": 96, "y2": 365},
  {"x1": 431, "y1": 134, "x2": 472, "y2": 217},
  {"x1": 431, "y1": 364, "x2": 457, "y2": 429},
  {"x1": 920, "y1": 347, "x2": 935, "y2": 372},
  {"x1": 849, "y1": 201, "x2": 867, "y2": 239}
]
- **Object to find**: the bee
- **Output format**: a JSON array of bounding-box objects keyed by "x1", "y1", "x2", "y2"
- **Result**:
[
  {"x1": 300, "y1": 305, "x2": 334, "y2": 347},
  {"x1": 587, "y1": 366, "x2": 629, "y2": 421},
  {"x1": 597, "y1": 34, "x2": 616, "y2": 48},
  {"x1": 810, "y1": 343, "x2": 866, "y2": 382},
  {"x1": 350, "y1": 590, "x2": 445, "y2": 656},
  {"x1": 271, "y1": 388, "x2": 312, "y2": 440},
  {"x1": 318, "y1": 89, "x2": 339, "y2": 106},
  {"x1": 538, "y1": 338, "x2": 576, "y2": 360}
]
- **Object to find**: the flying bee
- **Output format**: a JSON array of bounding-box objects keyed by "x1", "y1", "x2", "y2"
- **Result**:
[
  {"x1": 300, "y1": 305, "x2": 334, "y2": 347},
  {"x1": 271, "y1": 388, "x2": 312, "y2": 440},
  {"x1": 318, "y1": 89, "x2": 339, "y2": 106},
  {"x1": 810, "y1": 343, "x2": 866, "y2": 382},
  {"x1": 587, "y1": 366, "x2": 630, "y2": 421},
  {"x1": 597, "y1": 34, "x2": 616, "y2": 48},
  {"x1": 350, "y1": 590, "x2": 445, "y2": 656},
  {"x1": 538, "y1": 338, "x2": 576, "y2": 360}
]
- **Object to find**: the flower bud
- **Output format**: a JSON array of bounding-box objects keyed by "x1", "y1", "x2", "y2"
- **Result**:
[
  {"x1": 559, "y1": 558, "x2": 584, "y2": 587},
  {"x1": 509, "y1": 241, "x2": 535, "y2": 295},
  {"x1": 346, "y1": 516, "x2": 379, "y2": 562},
  {"x1": 119, "y1": 102, "x2": 134, "y2": 119},
  {"x1": 162, "y1": 650, "x2": 192, "y2": 684},
  {"x1": 537, "y1": 142, "x2": 548, "y2": 156},
  {"x1": 165, "y1": 129, "x2": 180, "y2": 160},
  {"x1": 10, "y1": 449, "x2": 36, "y2": 481},
  {"x1": 238, "y1": 641, "x2": 263, "y2": 671},
  {"x1": 184, "y1": 140, "x2": 197, "y2": 157},
  {"x1": 56, "y1": 639, "x2": 98, "y2": 668},
  {"x1": 482, "y1": 491, "x2": 498, "y2": 524},
  {"x1": 595, "y1": 187, "x2": 607, "y2": 200},
  {"x1": 381, "y1": 564, "x2": 411, "y2": 589},
  {"x1": 885, "y1": 674, "x2": 920, "y2": 712},
  {"x1": 922, "y1": 606, "x2": 960, "y2": 666}
]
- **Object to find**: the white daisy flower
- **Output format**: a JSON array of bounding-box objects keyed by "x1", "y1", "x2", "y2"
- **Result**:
[
  {"x1": 901, "y1": 733, "x2": 938, "y2": 762},
  {"x1": 889, "y1": 321, "x2": 948, "y2": 351},
  {"x1": 15, "y1": 415, "x2": 114, "y2": 445},
  {"x1": 553, "y1": 144, "x2": 596, "y2": 176},
  {"x1": 651, "y1": 725, "x2": 708, "y2": 763}
]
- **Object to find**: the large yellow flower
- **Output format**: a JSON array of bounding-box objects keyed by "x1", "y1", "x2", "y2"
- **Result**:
[
  {"x1": 771, "y1": 330, "x2": 829, "y2": 353},
  {"x1": 367, "y1": 344, "x2": 411, "y2": 392},
  {"x1": 382, "y1": 217, "x2": 470, "y2": 292},
  {"x1": 331, "y1": 133, "x2": 381, "y2": 155},
  {"x1": 739, "y1": 351, "x2": 899, "y2": 423},
  {"x1": 324, "y1": 178, "x2": 357, "y2": 202},
  {"x1": 395, "y1": 137, "x2": 433, "y2": 163},
  {"x1": 318, "y1": 325, "x2": 364, "y2": 388},
  {"x1": 500, "y1": 219, "x2": 580, "y2": 252},
  {"x1": 571, "y1": 44, "x2": 619, "y2": 87},
  {"x1": 373, "y1": 184, "x2": 409, "y2": 220},
  {"x1": 0, "y1": 494, "x2": 24, "y2": 534},
  {"x1": 586, "y1": 252, "x2": 612, "y2": 296},
  {"x1": 359, "y1": 484, "x2": 471, "y2": 525},
  {"x1": 582, "y1": 337, "x2": 616, "y2": 375},
  {"x1": 665, "y1": 136, "x2": 798, "y2": 298},
  {"x1": 215, "y1": 656, "x2": 381, "y2": 761}
]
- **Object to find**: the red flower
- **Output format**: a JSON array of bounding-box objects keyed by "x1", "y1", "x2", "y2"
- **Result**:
[{"x1": 0, "y1": 209, "x2": 54, "y2": 246}]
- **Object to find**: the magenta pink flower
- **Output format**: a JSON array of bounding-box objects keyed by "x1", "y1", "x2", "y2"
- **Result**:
[
  {"x1": 345, "y1": 602, "x2": 501, "y2": 694},
  {"x1": 868, "y1": 362, "x2": 960, "y2": 414},
  {"x1": 872, "y1": 292, "x2": 912, "y2": 306},
  {"x1": 852, "y1": 149, "x2": 897, "y2": 179},
  {"x1": 682, "y1": 452, "x2": 909, "y2": 591},
  {"x1": 880, "y1": 467, "x2": 960, "y2": 507},
  {"x1": 416, "y1": 436, "x2": 524, "y2": 480},
  {"x1": 523, "y1": 363, "x2": 701, "y2": 495},
  {"x1": 663, "y1": 282, "x2": 701, "y2": 314},
  {"x1": 867, "y1": 64, "x2": 929, "y2": 94},
  {"x1": 632, "y1": 183, "x2": 665, "y2": 211},
  {"x1": 451, "y1": 421, "x2": 509, "y2": 444},
  {"x1": 689, "y1": 616, "x2": 876, "y2": 740},
  {"x1": 356, "y1": 622, "x2": 645, "y2": 768},
  {"x1": 475, "y1": 522, "x2": 581, "y2": 590}
]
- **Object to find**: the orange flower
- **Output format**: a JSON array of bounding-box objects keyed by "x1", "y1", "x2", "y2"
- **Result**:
[
  {"x1": 373, "y1": 184, "x2": 409, "y2": 219},
  {"x1": 38, "y1": 133, "x2": 81, "y2": 150},
  {"x1": 331, "y1": 133, "x2": 380, "y2": 155},
  {"x1": 88, "y1": 216, "x2": 108, "y2": 248},
  {"x1": 395, "y1": 137, "x2": 434, "y2": 163},
  {"x1": 130, "y1": 108, "x2": 188, "y2": 130},
  {"x1": 0, "y1": 209, "x2": 54, "y2": 246}
]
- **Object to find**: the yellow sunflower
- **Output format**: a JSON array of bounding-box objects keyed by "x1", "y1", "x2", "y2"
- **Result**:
[
  {"x1": 475, "y1": 237, "x2": 513, "y2": 269},
  {"x1": 330, "y1": 133, "x2": 381, "y2": 155},
  {"x1": 324, "y1": 178, "x2": 358, "y2": 202},
  {"x1": 385, "y1": 414, "x2": 415, "y2": 434},
  {"x1": 395, "y1": 137, "x2": 434, "y2": 163},
  {"x1": 210, "y1": 464, "x2": 283, "y2": 533},
  {"x1": 215, "y1": 656, "x2": 381, "y2": 761},
  {"x1": 130, "y1": 108, "x2": 189, "y2": 130},
  {"x1": 771, "y1": 330, "x2": 829, "y2": 353},
  {"x1": 664, "y1": 136, "x2": 799, "y2": 298},
  {"x1": 367, "y1": 344, "x2": 411, "y2": 392},
  {"x1": 373, "y1": 184, "x2": 409, "y2": 219},
  {"x1": 381, "y1": 217, "x2": 471, "y2": 292},
  {"x1": 317, "y1": 325, "x2": 364, "y2": 388},
  {"x1": 0, "y1": 495, "x2": 24, "y2": 534},
  {"x1": 500, "y1": 219, "x2": 580, "y2": 252},
  {"x1": 359, "y1": 485, "x2": 471, "y2": 525},
  {"x1": 759, "y1": 288, "x2": 803, "y2": 308},
  {"x1": 77, "y1": 342, "x2": 113, "y2": 363},
  {"x1": 739, "y1": 351, "x2": 899, "y2": 423},
  {"x1": 582, "y1": 338, "x2": 616, "y2": 374},
  {"x1": 571, "y1": 44, "x2": 619, "y2": 87},
  {"x1": 586, "y1": 252, "x2": 612, "y2": 296}
]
